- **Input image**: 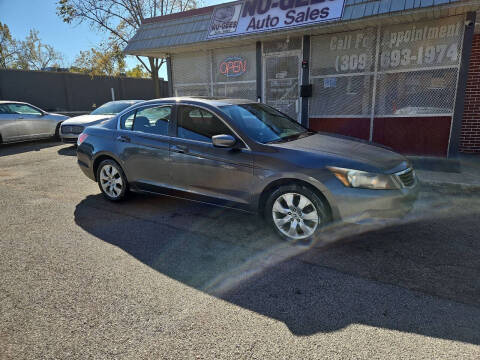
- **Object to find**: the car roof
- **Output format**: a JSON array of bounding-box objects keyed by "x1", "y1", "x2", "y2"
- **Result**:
[
  {"x1": 141, "y1": 97, "x2": 256, "y2": 107},
  {"x1": 0, "y1": 100, "x2": 29, "y2": 105},
  {"x1": 104, "y1": 100, "x2": 144, "y2": 104}
]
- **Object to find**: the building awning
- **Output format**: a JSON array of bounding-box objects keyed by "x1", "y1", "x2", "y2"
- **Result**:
[{"x1": 125, "y1": 0, "x2": 480, "y2": 57}]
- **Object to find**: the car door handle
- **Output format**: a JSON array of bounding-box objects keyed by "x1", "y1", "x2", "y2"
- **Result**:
[
  {"x1": 117, "y1": 135, "x2": 131, "y2": 143},
  {"x1": 171, "y1": 144, "x2": 188, "y2": 154}
]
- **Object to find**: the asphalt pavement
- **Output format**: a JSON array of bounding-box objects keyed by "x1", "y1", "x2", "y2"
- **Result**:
[{"x1": 1, "y1": 140, "x2": 479, "y2": 359}]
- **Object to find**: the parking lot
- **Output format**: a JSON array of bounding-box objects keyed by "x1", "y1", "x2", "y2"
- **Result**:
[{"x1": 1, "y1": 140, "x2": 480, "y2": 359}]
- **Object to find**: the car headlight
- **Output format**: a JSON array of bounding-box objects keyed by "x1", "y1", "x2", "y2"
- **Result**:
[{"x1": 328, "y1": 167, "x2": 400, "y2": 190}]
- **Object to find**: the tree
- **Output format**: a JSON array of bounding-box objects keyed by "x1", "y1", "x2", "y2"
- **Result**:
[
  {"x1": 16, "y1": 29, "x2": 64, "y2": 70},
  {"x1": 1, "y1": 25, "x2": 64, "y2": 71},
  {"x1": 0, "y1": 22, "x2": 18, "y2": 69},
  {"x1": 126, "y1": 64, "x2": 148, "y2": 78},
  {"x1": 57, "y1": 0, "x2": 198, "y2": 97},
  {"x1": 72, "y1": 41, "x2": 126, "y2": 77}
]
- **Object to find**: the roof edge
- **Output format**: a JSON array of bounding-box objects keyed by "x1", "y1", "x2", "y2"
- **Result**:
[{"x1": 143, "y1": 4, "x2": 216, "y2": 24}]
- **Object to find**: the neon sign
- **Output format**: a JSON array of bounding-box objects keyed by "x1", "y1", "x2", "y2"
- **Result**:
[{"x1": 219, "y1": 56, "x2": 247, "y2": 77}]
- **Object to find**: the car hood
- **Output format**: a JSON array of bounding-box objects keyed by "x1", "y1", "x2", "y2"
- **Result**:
[
  {"x1": 48, "y1": 113, "x2": 69, "y2": 119},
  {"x1": 274, "y1": 133, "x2": 409, "y2": 173},
  {"x1": 61, "y1": 114, "x2": 114, "y2": 125}
]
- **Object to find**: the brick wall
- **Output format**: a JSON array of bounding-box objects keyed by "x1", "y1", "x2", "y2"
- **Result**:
[{"x1": 460, "y1": 33, "x2": 480, "y2": 153}]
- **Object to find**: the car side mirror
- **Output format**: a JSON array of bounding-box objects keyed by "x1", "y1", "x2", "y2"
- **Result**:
[{"x1": 212, "y1": 134, "x2": 236, "y2": 148}]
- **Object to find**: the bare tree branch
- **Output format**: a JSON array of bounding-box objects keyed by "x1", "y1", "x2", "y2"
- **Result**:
[{"x1": 57, "y1": 0, "x2": 199, "y2": 96}]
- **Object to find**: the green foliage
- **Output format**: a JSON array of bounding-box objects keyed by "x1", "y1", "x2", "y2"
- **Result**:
[
  {"x1": 0, "y1": 22, "x2": 17, "y2": 69},
  {"x1": 0, "y1": 23, "x2": 63, "y2": 70},
  {"x1": 56, "y1": 0, "x2": 199, "y2": 96},
  {"x1": 17, "y1": 29, "x2": 64, "y2": 70},
  {"x1": 126, "y1": 64, "x2": 148, "y2": 78},
  {"x1": 72, "y1": 41, "x2": 126, "y2": 77}
]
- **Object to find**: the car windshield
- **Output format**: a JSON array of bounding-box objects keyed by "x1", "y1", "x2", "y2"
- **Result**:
[
  {"x1": 219, "y1": 103, "x2": 312, "y2": 144},
  {"x1": 90, "y1": 102, "x2": 135, "y2": 115}
]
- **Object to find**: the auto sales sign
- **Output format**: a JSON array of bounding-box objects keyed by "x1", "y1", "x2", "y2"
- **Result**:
[{"x1": 208, "y1": 0, "x2": 345, "y2": 39}]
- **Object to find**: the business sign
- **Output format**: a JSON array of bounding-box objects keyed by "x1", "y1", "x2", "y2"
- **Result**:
[
  {"x1": 219, "y1": 56, "x2": 247, "y2": 77},
  {"x1": 208, "y1": 0, "x2": 345, "y2": 39},
  {"x1": 379, "y1": 16, "x2": 463, "y2": 71},
  {"x1": 310, "y1": 16, "x2": 464, "y2": 77}
]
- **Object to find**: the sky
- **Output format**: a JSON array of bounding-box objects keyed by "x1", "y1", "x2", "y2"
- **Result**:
[{"x1": 0, "y1": 0, "x2": 225, "y2": 79}]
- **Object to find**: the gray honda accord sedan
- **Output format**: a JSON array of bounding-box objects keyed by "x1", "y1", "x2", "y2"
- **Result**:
[{"x1": 77, "y1": 97, "x2": 418, "y2": 242}]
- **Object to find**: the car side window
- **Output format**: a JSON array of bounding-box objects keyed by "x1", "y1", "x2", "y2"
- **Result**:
[
  {"x1": 132, "y1": 106, "x2": 171, "y2": 136},
  {"x1": 10, "y1": 104, "x2": 42, "y2": 115},
  {"x1": 120, "y1": 110, "x2": 135, "y2": 130},
  {"x1": 177, "y1": 106, "x2": 233, "y2": 143},
  {"x1": 0, "y1": 105, "x2": 11, "y2": 114}
]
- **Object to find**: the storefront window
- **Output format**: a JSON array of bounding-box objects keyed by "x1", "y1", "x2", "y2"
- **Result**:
[
  {"x1": 309, "y1": 15, "x2": 464, "y2": 118},
  {"x1": 375, "y1": 16, "x2": 463, "y2": 117},
  {"x1": 172, "y1": 45, "x2": 257, "y2": 100},
  {"x1": 212, "y1": 45, "x2": 257, "y2": 100},
  {"x1": 375, "y1": 69, "x2": 458, "y2": 116},
  {"x1": 310, "y1": 28, "x2": 376, "y2": 117},
  {"x1": 310, "y1": 75, "x2": 373, "y2": 116},
  {"x1": 172, "y1": 51, "x2": 210, "y2": 94}
]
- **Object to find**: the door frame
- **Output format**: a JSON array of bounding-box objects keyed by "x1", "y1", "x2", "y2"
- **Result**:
[{"x1": 262, "y1": 49, "x2": 303, "y2": 122}]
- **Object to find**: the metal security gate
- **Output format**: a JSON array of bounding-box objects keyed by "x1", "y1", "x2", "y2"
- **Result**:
[{"x1": 263, "y1": 51, "x2": 302, "y2": 122}]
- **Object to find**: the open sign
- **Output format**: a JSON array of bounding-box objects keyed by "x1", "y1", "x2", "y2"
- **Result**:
[{"x1": 219, "y1": 56, "x2": 247, "y2": 77}]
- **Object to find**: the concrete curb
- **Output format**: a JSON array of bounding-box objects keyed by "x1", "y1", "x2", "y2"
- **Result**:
[{"x1": 418, "y1": 179, "x2": 480, "y2": 194}]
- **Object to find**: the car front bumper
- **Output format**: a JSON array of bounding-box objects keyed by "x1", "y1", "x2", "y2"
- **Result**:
[
  {"x1": 60, "y1": 124, "x2": 85, "y2": 144},
  {"x1": 60, "y1": 134, "x2": 79, "y2": 144},
  {"x1": 326, "y1": 180, "x2": 420, "y2": 223}
]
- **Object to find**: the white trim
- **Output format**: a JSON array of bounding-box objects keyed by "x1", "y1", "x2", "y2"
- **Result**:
[
  {"x1": 374, "y1": 113, "x2": 454, "y2": 118},
  {"x1": 370, "y1": 25, "x2": 381, "y2": 142},
  {"x1": 210, "y1": 50, "x2": 214, "y2": 96},
  {"x1": 309, "y1": 115, "x2": 370, "y2": 119},
  {"x1": 213, "y1": 80, "x2": 257, "y2": 85},
  {"x1": 174, "y1": 82, "x2": 210, "y2": 87},
  {"x1": 266, "y1": 77, "x2": 299, "y2": 81},
  {"x1": 447, "y1": 14, "x2": 467, "y2": 156},
  {"x1": 309, "y1": 64, "x2": 460, "y2": 79},
  {"x1": 310, "y1": 113, "x2": 453, "y2": 118},
  {"x1": 310, "y1": 72, "x2": 374, "y2": 79},
  {"x1": 262, "y1": 42, "x2": 303, "y2": 122},
  {"x1": 377, "y1": 65, "x2": 460, "y2": 75}
]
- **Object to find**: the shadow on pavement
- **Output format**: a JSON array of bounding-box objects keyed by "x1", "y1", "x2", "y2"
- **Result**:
[
  {"x1": 57, "y1": 145, "x2": 77, "y2": 156},
  {"x1": 74, "y1": 193, "x2": 480, "y2": 344},
  {"x1": 0, "y1": 139, "x2": 60, "y2": 156}
]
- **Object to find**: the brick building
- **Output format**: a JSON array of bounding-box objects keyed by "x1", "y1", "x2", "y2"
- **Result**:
[
  {"x1": 461, "y1": 32, "x2": 480, "y2": 153},
  {"x1": 125, "y1": 0, "x2": 480, "y2": 156}
]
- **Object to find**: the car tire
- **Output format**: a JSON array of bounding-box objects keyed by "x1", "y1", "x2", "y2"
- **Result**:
[
  {"x1": 54, "y1": 123, "x2": 62, "y2": 140},
  {"x1": 96, "y1": 159, "x2": 128, "y2": 201},
  {"x1": 265, "y1": 184, "x2": 330, "y2": 243}
]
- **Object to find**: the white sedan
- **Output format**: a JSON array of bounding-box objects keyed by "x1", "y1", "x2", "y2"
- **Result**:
[{"x1": 60, "y1": 100, "x2": 144, "y2": 144}]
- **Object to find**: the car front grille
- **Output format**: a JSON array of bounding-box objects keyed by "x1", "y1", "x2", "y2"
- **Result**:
[
  {"x1": 61, "y1": 125, "x2": 84, "y2": 135},
  {"x1": 396, "y1": 168, "x2": 416, "y2": 188}
]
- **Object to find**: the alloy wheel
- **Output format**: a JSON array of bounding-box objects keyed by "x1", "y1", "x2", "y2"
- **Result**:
[
  {"x1": 99, "y1": 164, "x2": 123, "y2": 198},
  {"x1": 272, "y1": 192, "x2": 319, "y2": 240}
]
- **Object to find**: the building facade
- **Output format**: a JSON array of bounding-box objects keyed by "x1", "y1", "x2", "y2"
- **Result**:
[{"x1": 125, "y1": 0, "x2": 480, "y2": 157}]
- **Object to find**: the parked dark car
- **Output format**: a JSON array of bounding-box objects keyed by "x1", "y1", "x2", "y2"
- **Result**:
[{"x1": 77, "y1": 97, "x2": 418, "y2": 242}]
